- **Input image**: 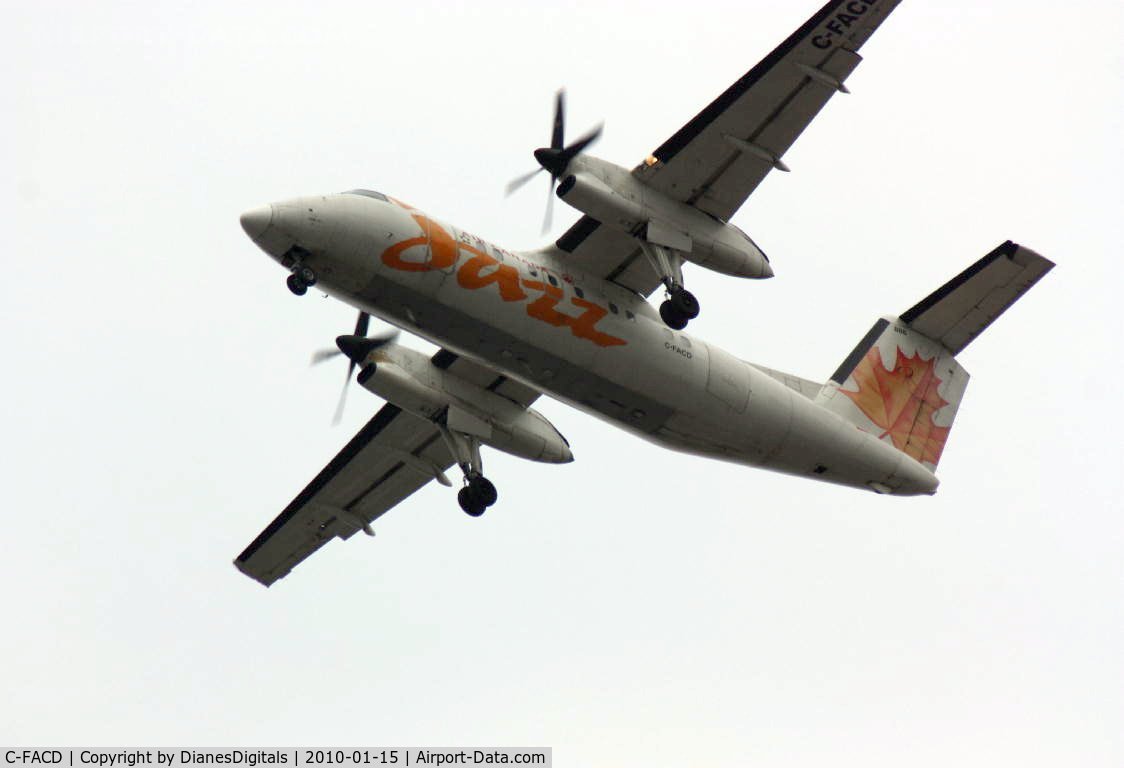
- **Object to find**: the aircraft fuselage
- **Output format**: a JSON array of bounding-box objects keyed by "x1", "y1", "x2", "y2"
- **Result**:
[{"x1": 241, "y1": 191, "x2": 939, "y2": 496}]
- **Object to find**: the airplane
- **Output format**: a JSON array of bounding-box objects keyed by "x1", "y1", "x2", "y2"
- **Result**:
[{"x1": 234, "y1": 0, "x2": 1053, "y2": 586}]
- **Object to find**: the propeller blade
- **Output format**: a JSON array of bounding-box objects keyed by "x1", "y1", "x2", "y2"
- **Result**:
[
  {"x1": 331, "y1": 372, "x2": 350, "y2": 426},
  {"x1": 505, "y1": 167, "x2": 543, "y2": 197},
  {"x1": 551, "y1": 89, "x2": 565, "y2": 150},
  {"x1": 563, "y1": 122, "x2": 603, "y2": 162},
  {"x1": 542, "y1": 180, "x2": 555, "y2": 235},
  {"x1": 318, "y1": 311, "x2": 378, "y2": 424},
  {"x1": 311, "y1": 348, "x2": 342, "y2": 365},
  {"x1": 506, "y1": 89, "x2": 602, "y2": 236},
  {"x1": 354, "y1": 311, "x2": 370, "y2": 338}
]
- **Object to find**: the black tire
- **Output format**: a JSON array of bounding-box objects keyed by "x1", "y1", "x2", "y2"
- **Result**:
[
  {"x1": 670, "y1": 288, "x2": 700, "y2": 319},
  {"x1": 471, "y1": 476, "x2": 498, "y2": 507},
  {"x1": 286, "y1": 274, "x2": 307, "y2": 296},
  {"x1": 659, "y1": 301, "x2": 688, "y2": 330},
  {"x1": 458, "y1": 487, "x2": 486, "y2": 517},
  {"x1": 297, "y1": 265, "x2": 317, "y2": 286}
]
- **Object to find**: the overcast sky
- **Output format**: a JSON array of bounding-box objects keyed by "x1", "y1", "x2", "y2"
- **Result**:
[{"x1": 5, "y1": 1, "x2": 1123, "y2": 764}]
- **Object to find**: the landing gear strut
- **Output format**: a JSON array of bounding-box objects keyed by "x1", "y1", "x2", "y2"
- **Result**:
[
  {"x1": 640, "y1": 241, "x2": 700, "y2": 330},
  {"x1": 438, "y1": 425, "x2": 498, "y2": 517}
]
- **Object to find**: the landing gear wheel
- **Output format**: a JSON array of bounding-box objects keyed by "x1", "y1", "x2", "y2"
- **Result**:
[
  {"x1": 659, "y1": 301, "x2": 688, "y2": 330},
  {"x1": 297, "y1": 265, "x2": 317, "y2": 286},
  {"x1": 470, "y1": 476, "x2": 498, "y2": 507},
  {"x1": 286, "y1": 273, "x2": 308, "y2": 296},
  {"x1": 669, "y1": 288, "x2": 700, "y2": 319},
  {"x1": 458, "y1": 486, "x2": 486, "y2": 517}
]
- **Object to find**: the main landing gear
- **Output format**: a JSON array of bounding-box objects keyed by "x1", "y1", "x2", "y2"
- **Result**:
[
  {"x1": 457, "y1": 475, "x2": 498, "y2": 518},
  {"x1": 640, "y1": 241, "x2": 700, "y2": 330},
  {"x1": 659, "y1": 286, "x2": 700, "y2": 331},
  {"x1": 438, "y1": 424, "x2": 499, "y2": 517}
]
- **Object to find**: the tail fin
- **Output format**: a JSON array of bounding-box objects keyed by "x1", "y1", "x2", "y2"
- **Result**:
[{"x1": 816, "y1": 240, "x2": 1054, "y2": 470}]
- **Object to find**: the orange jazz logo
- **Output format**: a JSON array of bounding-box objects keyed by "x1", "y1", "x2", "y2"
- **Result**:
[{"x1": 381, "y1": 205, "x2": 626, "y2": 348}]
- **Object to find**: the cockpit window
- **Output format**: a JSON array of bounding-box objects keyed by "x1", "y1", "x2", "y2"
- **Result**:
[{"x1": 345, "y1": 189, "x2": 388, "y2": 202}]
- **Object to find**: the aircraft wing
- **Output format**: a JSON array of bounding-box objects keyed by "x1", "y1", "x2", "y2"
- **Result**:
[
  {"x1": 552, "y1": 0, "x2": 902, "y2": 295},
  {"x1": 234, "y1": 403, "x2": 454, "y2": 586},
  {"x1": 634, "y1": 0, "x2": 902, "y2": 221},
  {"x1": 234, "y1": 349, "x2": 539, "y2": 586},
  {"x1": 554, "y1": 219, "x2": 659, "y2": 297},
  {"x1": 430, "y1": 348, "x2": 541, "y2": 408}
]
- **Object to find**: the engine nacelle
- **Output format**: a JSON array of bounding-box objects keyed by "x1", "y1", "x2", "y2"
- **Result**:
[
  {"x1": 556, "y1": 167, "x2": 772, "y2": 280},
  {"x1": 358, "y1": 359, "x2": 445, "y2": 420},
  {"x1": 356, "y1": 348, "x2": 572, "y2": 464},
  {"x1": 557, "y1": 171, "x2": 646, "y2": 232}
]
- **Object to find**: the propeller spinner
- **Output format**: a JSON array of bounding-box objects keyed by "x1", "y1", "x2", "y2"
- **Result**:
[
  {"x1": 506, "y1": 89, "x2": 603, "y2": 234},
  {"x1": 310, "y1": 311, "x2": 399, "y2": 424}
]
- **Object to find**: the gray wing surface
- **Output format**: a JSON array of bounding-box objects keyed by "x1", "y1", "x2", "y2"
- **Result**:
[
  {"x1": 634, "y1": 0, "x2": 902, "y2": 221},
  {"x1": 554, "y1": 219, "x2": 660, "y2": 297},
  {"x1": 900, "y1": 241, "x2": 1055, "y2": 355},
  {"x1": 235, "y1": 349, "x2": 539, "y2": 586},
  {"x1": 234, "y1": 403, "x2": 454, "y2": 587},
  {"x1": 430, "y1": 348, "x2": 541, "y2": 407},
  {"x1": 552, "y1": 0, "x2": 902, "y2": 296}
]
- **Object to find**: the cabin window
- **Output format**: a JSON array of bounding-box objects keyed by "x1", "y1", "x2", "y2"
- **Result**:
[
  {"x1": 609, "y1": 303, "x2": 619, "y2": 314},
  {"x1": 574, "y1": 286, "x2": 585, "y2": 298},
  {"x1": 547, "y1": 274, "x2": 558, "y2": 287},
  {"x1": 625, "y1": 310, "x2": 635, "y2": 320}
]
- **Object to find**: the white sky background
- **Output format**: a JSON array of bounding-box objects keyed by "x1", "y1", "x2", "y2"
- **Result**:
[{"x1": 4, "y1": 0, "x2": 1123, "y2": 763}]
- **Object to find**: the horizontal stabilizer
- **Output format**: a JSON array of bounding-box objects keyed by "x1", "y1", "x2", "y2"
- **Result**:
[
  {"x1": 900, "y1": 241, "x2": 1054, "y2": 355},
  {"x1": 817, "y1": 239, "x2": 1053, "y2": 470}
]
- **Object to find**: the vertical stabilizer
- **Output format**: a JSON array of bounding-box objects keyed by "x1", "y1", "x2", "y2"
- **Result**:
[{"x1": 816, "y1": 241, "x2": 1053, "y2": 470}]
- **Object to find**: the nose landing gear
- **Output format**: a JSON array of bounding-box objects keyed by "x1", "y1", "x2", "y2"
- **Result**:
[
  {"x1": 286, "y1": 265, "x2": 317, "y2": 296},
  {"x1": 282, "y1": 246, "x2": 318, "y2": 296}
]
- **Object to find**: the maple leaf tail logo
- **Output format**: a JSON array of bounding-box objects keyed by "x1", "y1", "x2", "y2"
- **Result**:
[{"x1": 841, "y1": 346, "x2": 952, "y2": 466}]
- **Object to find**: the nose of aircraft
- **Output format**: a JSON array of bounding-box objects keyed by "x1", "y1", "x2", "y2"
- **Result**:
[{"x1": 239, "y1": 205, "x2": 273, "y2": 240}]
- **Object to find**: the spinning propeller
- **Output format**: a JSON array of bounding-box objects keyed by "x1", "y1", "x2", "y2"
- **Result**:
[
  {"x1": 506, "y1": 89, "x2": 602, "y2": 234},
  {"x1": 311, "y1": 310, "x2": 399, "y2": 424}
]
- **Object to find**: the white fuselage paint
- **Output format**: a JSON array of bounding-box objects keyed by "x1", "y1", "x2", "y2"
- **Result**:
[{"x1": 244, "y1": 192, "x2": 939, "y2": 496}]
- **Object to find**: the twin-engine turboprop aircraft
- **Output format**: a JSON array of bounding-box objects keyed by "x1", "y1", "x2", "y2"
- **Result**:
[{"x1": 234, "y1": 0, "x2": 1053, "y2": 586}]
